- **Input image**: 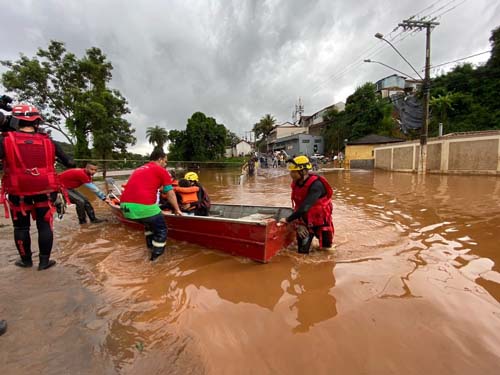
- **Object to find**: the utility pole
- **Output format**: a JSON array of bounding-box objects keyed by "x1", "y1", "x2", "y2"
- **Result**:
[{"x1": 398, "y1": 19, "x2": 439, "y2": 174}]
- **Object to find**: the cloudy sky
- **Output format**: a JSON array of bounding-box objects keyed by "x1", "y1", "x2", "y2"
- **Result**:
[{"x1": 1, "y1": 0, "x2": 499, "y2": 153}]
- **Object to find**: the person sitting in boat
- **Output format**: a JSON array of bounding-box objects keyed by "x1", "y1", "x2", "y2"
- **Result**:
[
  {"x1": 173, "y1": 178, "x2": 201, "y2": 215},
  {"x1": 279, "y1": 155, "x2": 334, "y2": 254},
  {"x1": 120, "y1": 148, "x2": 182, "y2": 261},
  {"x1": 180, "y1": 172, "x2": 211, "y2": 216}
]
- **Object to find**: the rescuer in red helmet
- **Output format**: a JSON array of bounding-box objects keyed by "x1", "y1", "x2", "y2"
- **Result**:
[{"x1": 0, "y1": 103, "x2": 75, "y2": 270}]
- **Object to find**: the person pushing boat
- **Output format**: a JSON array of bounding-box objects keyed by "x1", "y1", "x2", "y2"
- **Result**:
[
  {"x1": 279, "y1": 155, "x2": 335, "y2": 254},
  {"x1": 119, "y1": 148, "x2": 182, "y2": 261}
]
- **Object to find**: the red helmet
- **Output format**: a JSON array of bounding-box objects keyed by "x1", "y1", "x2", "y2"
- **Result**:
[{"x1": 11, "y1": 104, "x2": 43, "y2": 122}]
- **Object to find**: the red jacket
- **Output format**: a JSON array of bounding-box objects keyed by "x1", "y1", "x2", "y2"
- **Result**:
[
  {"x1": 291, "y1": 174, "x2": 333, "y2": 228},
  {"x1": 59, "y1": 168, "x2": 91, "y2": 189},
  {"x1": 120, "y1": 162, "x2": 173, "y2": 205}
]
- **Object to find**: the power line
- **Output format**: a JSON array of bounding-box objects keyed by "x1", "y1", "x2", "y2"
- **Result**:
[
  {"x1": 427, "y1": 50, "x2": 492, "y2": 70},
  {"x1": 309, "y1": 0, "x2": 468, "y2": 98}
]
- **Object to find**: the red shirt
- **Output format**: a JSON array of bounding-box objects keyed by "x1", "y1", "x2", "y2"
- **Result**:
[
  {"x1": 120, "y1": 162, "x2": 173, "y2": 205},
  {"x1": 59, "y1": 168, "x2": 91, "y2": 189}
]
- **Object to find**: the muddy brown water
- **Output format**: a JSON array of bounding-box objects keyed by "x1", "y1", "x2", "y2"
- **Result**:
[{"x1": 1, "y1": 168, "x2": 499, "y2": 374}]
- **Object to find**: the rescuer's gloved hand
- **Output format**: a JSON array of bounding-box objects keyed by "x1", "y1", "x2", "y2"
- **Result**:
[{"x1": 296, "y1": 224, "x2": 310, "y2": 239}]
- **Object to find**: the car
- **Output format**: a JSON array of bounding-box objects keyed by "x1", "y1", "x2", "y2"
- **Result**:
[{"x1": 312, "y1": 153, "x2": 325, "y2": 159}]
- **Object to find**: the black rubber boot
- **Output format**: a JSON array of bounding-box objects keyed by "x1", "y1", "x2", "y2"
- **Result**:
[
  {"x1": 75, "y1": 203, "x2": 88, "y2": 224},
  {"x1": 150, "y1": 246, "x2": 165, "y2": 261},
  {"x1": 0, "y1": 320, "x2": 7, "y2": 336},
  {"x1": 86, "y1": 203, "x2": 106, "y2": 224},
  {"x1": 145, "y1": 234, "x2": 154, "y2": 249},
  {"x1": 15, "y1": 256, "x2": 33, "y2": 268},
  {"x1": 38, "y1": 255, "x2": 56, "y2": 271},
  {"x1": 297, "y1": 234, "x2": 314, "y2": 254}
]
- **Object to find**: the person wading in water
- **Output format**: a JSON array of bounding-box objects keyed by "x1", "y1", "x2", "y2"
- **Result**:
[
  {"x1": 59, "y1": 163, "x2": 110, "y2": 224},
  {"x1": 119, "y1": 148, "x2": 182, "y2": 261},
  {"x1": 279, "y1": 155, "x2": 334, "y2": 254}
]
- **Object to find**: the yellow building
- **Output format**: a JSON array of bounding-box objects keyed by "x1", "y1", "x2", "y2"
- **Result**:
[{"x1": 345, "y1": 134, "x2": 404, "y2": 169}]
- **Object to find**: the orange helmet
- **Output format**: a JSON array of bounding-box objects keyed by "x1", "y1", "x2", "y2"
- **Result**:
[{"x1": 11, "y1": 104, "x2": 43, "y2": 122}]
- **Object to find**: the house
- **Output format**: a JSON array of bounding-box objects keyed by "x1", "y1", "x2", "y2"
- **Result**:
[
  {"x1": 268, "y1": 133, "x2": 324, "y2": 157},
  {"x1": 225, "y1": 140, "x2": 253, "y2": 157},
  {"x1": 345, "y1": 134, "x2": 404, "y2": 169},
  {"x1": 375, "y1": 74, "x2": 422, "y2": 98},
  {"x1": 267, "y1": 122, "x2": 307, "y2": 144},
  {"x1": 375, "y1": 74, "x2": 406, "y2": 98},
  {"x1": 299, "y1": 102, "x2": 345, "y2": 136}
]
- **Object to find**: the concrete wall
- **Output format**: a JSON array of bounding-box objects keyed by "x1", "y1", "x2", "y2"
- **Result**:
[
  {"x1": 350, "y1": 159, "x2": 375, "y2": 169},
  {"x1": 346, "y1": 145, "x2": 373, "y2": 161},
  {"x1": 374, "y1": 130, "x2": 500, "y2": 175}
]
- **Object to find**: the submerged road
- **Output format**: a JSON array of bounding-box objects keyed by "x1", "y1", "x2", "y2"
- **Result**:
[{"x1": 1, "y1": 168, "x2": 499, "y2": 374}]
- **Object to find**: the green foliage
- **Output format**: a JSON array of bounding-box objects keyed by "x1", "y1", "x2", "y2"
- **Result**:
[
  {"x1": 429, "y1": 26, "x2": 500, "y2": 135},
  {"x1": 1, "y1": 40, "x2": 136, "y2": 159},
  {"x1": 226, "y1": 130, "x2": 240, "y2": 147},
  {"x1": 167, "y1": 112, "x2": 228, "y2": 161},
  {"x1": 322, "y1": 83, "x2": 396, "y2": 154},
  {"x1": 252, "y1": 114, "x2": 276, "y2": 149},
  {"x1": 146, "y1": 125, "x2": 169, "y2": 150}
]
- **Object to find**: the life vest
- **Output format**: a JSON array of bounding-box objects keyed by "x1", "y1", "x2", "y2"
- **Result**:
[
  {"x1": 1, "y1": 131, "x2": 59, "y2": 222},
  {"x1": 291, "y1": 174, "x2": 333, "y2": 229},
  {"x1": 197, "y1": 185, "x2": 211, "y2": 211},
  {"x1": 175, "y1": 185, "x2": 200, "y2": 205}
]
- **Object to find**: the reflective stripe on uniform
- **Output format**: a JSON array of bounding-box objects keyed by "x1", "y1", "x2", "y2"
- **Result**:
[{"x1": 152, "y1": 240, "x2": 166, "y2": 247}]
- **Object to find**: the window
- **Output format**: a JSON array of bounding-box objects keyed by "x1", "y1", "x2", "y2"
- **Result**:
[{"x1": 302, "y1": 139, "x2": 310, "y2": 143}]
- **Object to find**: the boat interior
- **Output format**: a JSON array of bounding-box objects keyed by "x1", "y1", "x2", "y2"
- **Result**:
[{"x1": 209, "y1": 204, "x2": 293, "y2": 222}]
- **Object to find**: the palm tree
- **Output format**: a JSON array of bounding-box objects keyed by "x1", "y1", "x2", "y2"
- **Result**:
[
  {"x1": 430, "y1": 93, "x2": 455, "y2": 134},
  {"x1": 146, "y1": 125, "x2": 169, "y2": 150},
  {"x1": 252, "y1": 114, "x2": 276, "y2": 149}
]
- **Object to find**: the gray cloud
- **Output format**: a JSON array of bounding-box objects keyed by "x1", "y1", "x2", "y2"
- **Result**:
[{"x1": 1, "y1": 0, "x2": 498, "y2": 153}]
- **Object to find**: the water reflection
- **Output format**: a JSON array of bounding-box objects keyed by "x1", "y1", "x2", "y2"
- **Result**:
[{"x1": 283, "y1": 259, "x2": 337, "y2": 333}]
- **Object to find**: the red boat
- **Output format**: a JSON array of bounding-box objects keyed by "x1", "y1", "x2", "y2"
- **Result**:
[{"x1": 109, "y1": 203, "x2": 295, "y2": 263}]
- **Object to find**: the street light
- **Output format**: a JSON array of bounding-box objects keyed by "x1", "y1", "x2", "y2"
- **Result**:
[
  {"x1": 374, "y1": 33, "x2": 423, "y2": 80},
  {"x1": 363, "y1": 59, "x2": 419, "y2": 81},
  {"x1": 374, "y1": 32, "x2": 429, "y2": 174}
]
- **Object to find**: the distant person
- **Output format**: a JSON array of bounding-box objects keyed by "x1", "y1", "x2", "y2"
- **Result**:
[
  {"x1": 59, "y1": 163, "x2": 110, "y2": 224},
  {"x1": 120, "y1": 148, "x2": 182, "y2": 261},
  {"x1": 0, "y1": 104, "x2": 75, "y2": 270},
  {"x1": 0, "y1": 319, "x2": 6, "y2": 336},
  {"x1": 182, "y1": 172, "x2": 211, "y2": 216},
  {"x1": 279, "y1": 155, "x2": 334, "y2": 254},
  {"x1": 248, "y1": 157, "x2": 256, "y2": 176}
]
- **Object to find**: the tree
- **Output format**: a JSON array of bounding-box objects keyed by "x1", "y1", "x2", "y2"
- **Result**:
[
  {"x1": 167, "y1": 112, "x2": 228, "y2": 161},
  {"x1": 252, "y1": 114, "x2": 276, "y2": 149},
  {"x1": 322, "y1": 83, "x2": 396, "y2": 155},
  {"x1": 1, "y1": 41, "x2": 136, "y2": 159},
  {"x1": 430, "y1": 93, "x2": 455, "y2": 135},
  {"x1": 146, "y1": 125, "x2": 169, "y2": 150},
  {"x1": 226, "y1": 130, "x2": 240, "y2": 147}
]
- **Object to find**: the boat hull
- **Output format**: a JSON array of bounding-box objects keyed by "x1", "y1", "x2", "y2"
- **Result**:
[{"x1": 110, "y1": 204, "x2": 295, "y2": 262}]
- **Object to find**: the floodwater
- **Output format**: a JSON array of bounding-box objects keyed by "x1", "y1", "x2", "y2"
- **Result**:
[{"x1": 1, "y1": 168, "x2": 499, "y2": 374}]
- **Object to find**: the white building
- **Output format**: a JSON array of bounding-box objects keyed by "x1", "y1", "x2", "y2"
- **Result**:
[{"x1": 226, "y1": 140, "x2": 253, "y2": 157}]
